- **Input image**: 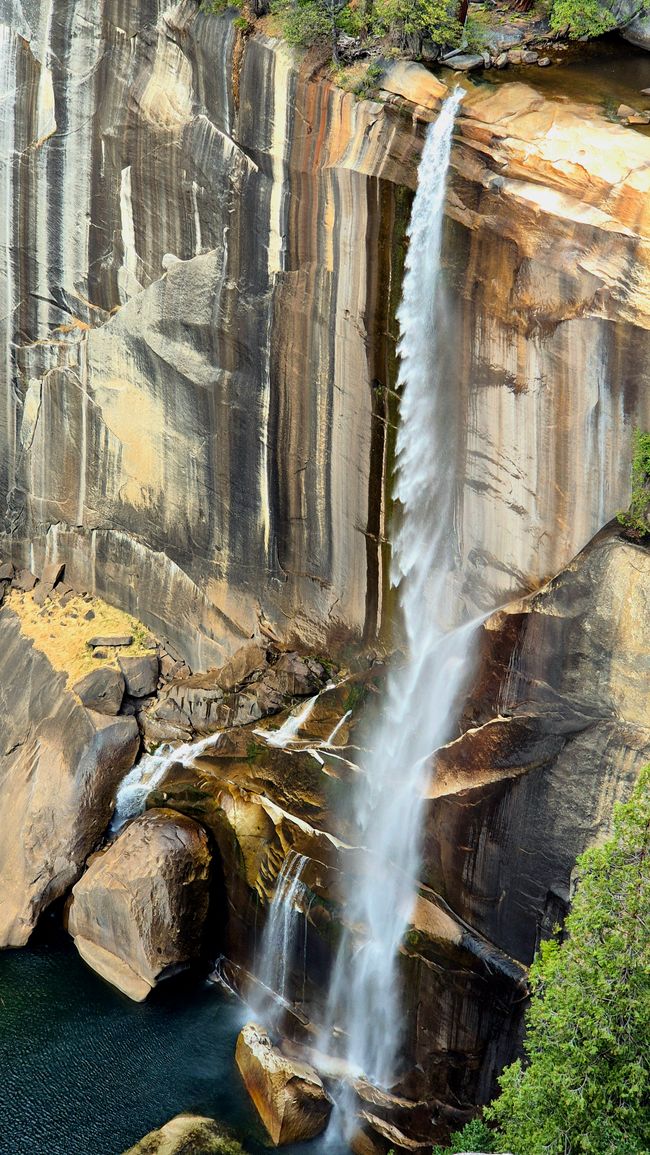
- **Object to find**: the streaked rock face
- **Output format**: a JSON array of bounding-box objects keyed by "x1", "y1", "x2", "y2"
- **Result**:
[{"x1": 1, "y1": 3, "x2": 649, "y2": 665}]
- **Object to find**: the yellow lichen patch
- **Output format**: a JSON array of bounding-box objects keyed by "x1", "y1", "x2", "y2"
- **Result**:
[{"x1": 8, "y1": 589, "x2": 156, "y2": 686}]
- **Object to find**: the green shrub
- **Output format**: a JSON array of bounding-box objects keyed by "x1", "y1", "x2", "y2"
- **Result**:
[
  {"x1": 485, "y1": 765, "x2": 650, "y2": 1155},
  {"x1": 372, "y1": 0, "x2": 462, "y2": 45},
  {"x1": 617, "y1": 428, "x2": 650, "y2": 538},
  {"x1": 432, "y1": 1116, "x2": 497, "y2": 1153},
  {"x1": 550, "y1": 0, "x2": 617, "y2": 38}
]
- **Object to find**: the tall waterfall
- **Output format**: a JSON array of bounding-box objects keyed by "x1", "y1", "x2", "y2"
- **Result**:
[{"x1": 321, "y1": 89, "x2": 477, "y2": 1114}]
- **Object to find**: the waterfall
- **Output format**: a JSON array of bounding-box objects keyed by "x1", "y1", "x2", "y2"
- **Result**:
[
  {"x1": 110, "y1": 732, "x2": 222, "y2": 834},
  {"x1": 252, "y1": 851, "x2": 309, "y2": 1025},
  {"x1": 320, "y1": 89, "x2": 477, "y2": 1119}
]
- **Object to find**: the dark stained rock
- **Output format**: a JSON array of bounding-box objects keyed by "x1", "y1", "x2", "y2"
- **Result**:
[
  {"x1": 73, "y1": 668, "x2": 125, "y2": 715},
  {"x1": 118, "y1": 654, "x2": 160, "y2": 698},
  {"x1": 68, "y1": 809, "x2": 211, "y2": 1001}
]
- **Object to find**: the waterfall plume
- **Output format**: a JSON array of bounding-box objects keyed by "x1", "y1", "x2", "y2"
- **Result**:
[{"x1": 320, "y1": 88, "x2": 480, "y2": 1128}]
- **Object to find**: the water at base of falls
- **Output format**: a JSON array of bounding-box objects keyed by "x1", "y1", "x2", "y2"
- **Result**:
[{"x1": 319, "y1": 88, "x2": 478, "y2": 1129}]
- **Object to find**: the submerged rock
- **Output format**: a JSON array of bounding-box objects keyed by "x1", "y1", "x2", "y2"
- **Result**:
[
  {"x1": 235, "y1": 1023, "x2": 332, "y2": 1144},
  {"x1": 67, "y1": 809, "x2": 211, "y2": 1001},
  {"x1": 122, "y1": 1114, "x2": 244, "y2": 1155}
]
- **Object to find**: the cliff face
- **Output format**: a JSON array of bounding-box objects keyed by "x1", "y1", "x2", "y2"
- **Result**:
[{"x1": 2, "y1": 1, "x2": 649, "y2": 666}]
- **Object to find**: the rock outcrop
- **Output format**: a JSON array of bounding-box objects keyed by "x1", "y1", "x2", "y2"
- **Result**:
[
  {"x1": 425, "y1": 527, "x2": 650, "y2": 965},
  {"x1": 235, "y1": 1023, "x2": 332, "y2": 1144},
  {"x1": 122, "y1": 1115, "x2": 243, "y2": 1155},
  {"x1": 1, "y1": 3, "x2": 649, "y2": 665},
  {"x1": 67, "y1": 809, "x2": 212, "y2": 1000},
  {"x1": 0, "y1": 606, "x2": 140, "y2": 947}
]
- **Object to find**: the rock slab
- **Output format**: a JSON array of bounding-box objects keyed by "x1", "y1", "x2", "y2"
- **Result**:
[
  {"x1": 236, "y1": 1023, "x2": 331, "y2": 1145},
  {"x1": 68, "y1": 809, "x2": 211, "y2": 1001}
]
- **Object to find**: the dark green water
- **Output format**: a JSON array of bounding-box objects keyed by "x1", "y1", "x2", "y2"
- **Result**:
[{"x1": 0, "y1": 934, "x2": 347, "y2": 1155}]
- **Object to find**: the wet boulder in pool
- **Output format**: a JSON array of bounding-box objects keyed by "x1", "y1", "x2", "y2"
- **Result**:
[
  {"x1": 67, "y1": 809, "x2": 211, "y2": 1001},
  {"x1": 235, "y1": 1022, "x2": 332, "y2": 1145}
]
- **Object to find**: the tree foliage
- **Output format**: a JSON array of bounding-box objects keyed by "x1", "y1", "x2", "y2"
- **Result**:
[
  {"x1": 550, "y1": 0, "x2": 617, "y2": 38},
  {"x1": 371, "y1": 0, "x2": 462, "y2": 45},
  {"x1": 432, "y1": 1116, "x2": 496, "y2": 1154},
  {"x1": 484, "y1": 765, "x2": 650, "y2": 1155},
  {"x1": 617, "y1": 428, "x2": 650, "y2": 538}
]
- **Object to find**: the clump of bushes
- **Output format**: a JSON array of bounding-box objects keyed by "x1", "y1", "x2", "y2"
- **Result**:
[{"x1": 617, "y1": 428, "x2": 650, "y2": 539}]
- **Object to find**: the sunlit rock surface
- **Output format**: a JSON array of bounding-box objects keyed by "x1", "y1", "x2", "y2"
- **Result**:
[
  {"x1": 67, "y1": 808, "x2": 211, "y2": 1000},
  {"x1": 0, "y1": 606, "x2": 139, "y2": 947},
  {"x1": 1, "y1": 3, "x2": 649, "y2": 664},
  {"x1": 122, "y1": 1114, "x2": 240, "y2": 1155},
  {"x1": 235, "y1": 1023, "x2": 332, "y2": 1145}
]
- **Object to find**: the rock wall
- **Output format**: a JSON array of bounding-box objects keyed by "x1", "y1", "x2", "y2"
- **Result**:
[{"x1": 1, "y1": 2, "x2": 649, "y2": 665}]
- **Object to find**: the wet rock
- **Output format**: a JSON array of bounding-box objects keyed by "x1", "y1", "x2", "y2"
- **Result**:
[
  {"x1": 118, "y1": 654, "x2": 160, "y2": 698},
  {"x1": 68, "y1": 809, "x2": 211, "y2": 1001},
  {"x1": 0, "y1": 609, "x2": 140, "y2": 946},
  {"x1": 236, "y1": 1023, "x2": 332, "y2": 1144},
  {"x1": 121, "y1": 1114, "x2": 241, "y2": 1154},
  {"x1": 538, "y1": 56, "x2": 551, "y2": 66}
]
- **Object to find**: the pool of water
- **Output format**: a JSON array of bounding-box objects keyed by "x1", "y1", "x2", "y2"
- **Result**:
[
  {"x1": 0, "y1": 931, "x2": 349, "y2": 1155},
  {"x1": 474, "y1": 36, "x2": 650, "y2": 130}
]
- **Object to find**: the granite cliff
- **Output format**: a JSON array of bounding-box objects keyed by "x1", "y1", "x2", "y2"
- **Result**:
[{"x1": 1, "y1": 0, "x2": 650, "y2": 1147}]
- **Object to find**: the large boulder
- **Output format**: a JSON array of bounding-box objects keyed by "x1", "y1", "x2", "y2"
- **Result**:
[
  {"x1": 73, "y1": 667, "x2": 125, "y2": 715},
  {"x1": 67, "y1": 809, "x2": 211, "y2": 1001},
  {"x1": 235, "y1": 1023, "x2": 332, "y2": 1144},
  {"x1": 0, "y1": 608, "x2": 140, "y2": 947},
  {"x1": 122, "y1": 1115, "x2": 244, "y2": 1155}
]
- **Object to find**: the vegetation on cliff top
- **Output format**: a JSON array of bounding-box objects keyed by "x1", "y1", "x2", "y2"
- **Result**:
[
  {"x1": 439, "y1": 765, "x2": 650, "y2": 1155},
  {"x1": 201, "y1": 0, "x2": 647, "y2": 67}
]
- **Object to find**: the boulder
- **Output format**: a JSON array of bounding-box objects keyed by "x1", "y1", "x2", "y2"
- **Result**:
[
  {"x1": 449, "y1": 54, "x2": 484, "y2": 72},
  {"x1": 0, "y1": 609, "x2": 140, "y2": 946},
  {"x1": 118, "y1": 654, "x2": 160, "y2": 697},
  {"x1": 41, "y1": 560, "x2": 65, "y2": 586},
  {"x1": 0, "y1": 562, "x2": 14, "y2": 581},
  {"x1": 67, "y1": 809, "x2": 211, "y2": 1001},
  {"x1": 12, "y1": 569, "x2": 37, "y2": 591},
  {"x1": 214, "y1": 641, "x2": 269, "y2": 691},
  {"x1": 235, "y1": 1023, "x2": 332, "y2": 1145},
  {"x1": 122, "y1": 1115, "x2": 243, "y2": 1155},
  {"x1": 73, "y1": 667, "x2": 125, "y2": 715}
]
